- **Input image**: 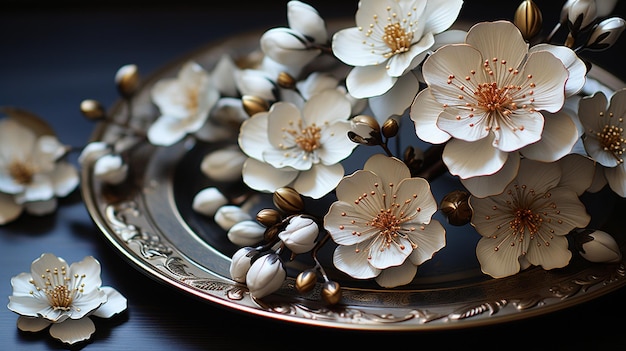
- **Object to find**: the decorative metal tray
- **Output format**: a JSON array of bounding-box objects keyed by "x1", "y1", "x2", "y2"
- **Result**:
[{"x1": 81, "y1": 23, "x2": 626, "y2": 331}]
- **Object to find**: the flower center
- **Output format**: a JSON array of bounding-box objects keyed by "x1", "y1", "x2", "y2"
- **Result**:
[
  {"x1": 358, "y1": 6, "x2": 418, "y2": 63},
  {"x1": 29, "y1": 266, "x2": 86, "y2": 311},
  {"x1": 444, "y1": 58, "x2": 538, "y2": 139},
  {"x1": 382, "y1": 22, "x2": 414, "y2": 58},
  {"x1": 594, "y1": 114, "x2": 625, "y2": 163},
  {"x1": 185, "y1": 86, "x2": 200, "y2": 114},
  {"x1": 349, "y1": 183, "x2": 421, "y2": 255},
  {"x1": 282, "y1": 121, "x2": 322, "y2": 154},
  {"x1": 8, "y1": 160, "x2": 35, "y2": 185},
  {"x1": 484, "y1": 184, "x2": 563, "y2": 253}
]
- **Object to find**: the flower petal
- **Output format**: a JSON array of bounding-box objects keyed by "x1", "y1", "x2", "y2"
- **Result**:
[
  {"x1": 24, "y1": 198, "x2": 57, "y2": 216},
  {"x1": 557, "y1": 153, "x2": 595, "y2": 195},
  {"x1": 524, "y1": 235, "x2": 572, "y2": 270},
  {"x1": 302, "y1": 90, "x2": 351, "y2": 126},
  {"x1": 51, "y1": 161, "x2": 79, "y2": 197},
  {"x1": 369, "y1": 73, "x2": 420, "y2": 122},
  {"x1": 292, "y1": 163, "x2": 344, "y2": 199},
  {"x1": 69, "y1": 256, "x2": 102, "y2": 294},
  {"x1": 238, "y1": 111, "x2": 269, "y2": 160},
  {"x1": 332, "y1": 244, "x2": 379, "y2": 279},
  {"x1": 529, "y1": 43, "x2": 586, "y2": 97},
  {"x1": 475, "y1": 235, "x2": 524, "y2": 278},
  {"x1": 49, "y1": 317, "x2": 95, "y2": 345},
  {"x1": 332, "y1": 27, "x2": 384, "y2": 67},
  {"x1": 0, "y1": 192, "x2": 23, "y2": 224},
  {"x1": 410, "y1": 88, "x2": 452, "y2": 144},
  {"x1": 520, "y1": 51, "x2": 568, "y2": 112},
  {"x1": 407, "y1": 219, "x2": 446, "y2": 266},
  {"x1": 241, "y1": 158, "x2": 298, "y2": 193},
  {"x1": 443, "y1": 136, "x2": 507, "y2": 178},
  {"x1": 325, "y1": 201, "x2": 376, "y2": 246},
  {"x1": 287, "y1": 0, "x2": 327, "y2": 43},
  {"x1": 461, "y1": 152, "x2": 520, "y2": 198},
  {"x1": 16, "y1": 316, "x2": 51, "y2": 332},
  {"x1": 605, "y1": 163, "x2": 626, "y2": 197},
  {"x1": 520, "y1": 110, "x2": 578, "y2": 161},
  {"x1": 91, "y1": 286, "x2": 127, "y2": 318},
  {"x1": 465, "y1": 21, "x2": 528, "y2": 70},
  {"x1": 147, "y1": 115, "x2": 189, "y2": 146},
  {"x1": 346, "y1": 64, "x2": 396, "y2": 99},
  {"x1": 375, "y1": 260, "x2": 418, "y2": 288}
]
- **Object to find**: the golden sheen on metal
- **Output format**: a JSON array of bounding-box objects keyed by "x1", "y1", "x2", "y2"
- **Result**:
[
  {"x1": 439, "y1": 190, "x2": 473, "y2": 226},
  {"x1": 514, "y1": 0, "x2": 543, "y2": 40},
  {"x1": 295, "y1": 269, "x2": 318, "y2": 293},
  {"x1": 273, "y1": 187, "x2": 304, "y2": 214},
  {"x1": 80, "y1": 99, "x2": 106, "y2": 120},
  {"x1": 321, "y1": 281, "x2": 342, "y2": 305},
  {"x1": 242, "y1": 95, "x2": 270, "y2": 117}
]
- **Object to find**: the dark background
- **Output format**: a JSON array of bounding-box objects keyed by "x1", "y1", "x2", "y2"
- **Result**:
[{"x1": 1, "y1": 1, "x2": 626, "y2": 350}]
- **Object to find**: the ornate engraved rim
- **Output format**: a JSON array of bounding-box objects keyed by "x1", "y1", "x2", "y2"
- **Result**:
[{"x1": 80, "y1": 22, "x2": 626, "y2": 331}]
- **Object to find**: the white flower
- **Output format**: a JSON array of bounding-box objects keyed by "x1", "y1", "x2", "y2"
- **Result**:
[
  {"x1": 469, "y1": 158, "x2": 592, "y2": 279},
  {"x1": 7, "y1": 253, "x2": 127, "y2": 345},
  {"x1": 148, "y1": 61, "x2": 220, "y2": 146},
  {"x1": 245, "y1": 252, "x2": 286, "y2": 299},
  {"x1": 332, "y1": 0, "x2": 463, "y2": 99},
  {"x1": 278, "y1": 215, "x2": 319, "y2": 254},
  {"x1": 324, "y1": 153, "x2": 446, "y2": 288},
  {"x1": 410, "y1": 21, "x2": 577, "y2": 196},
  {"x1": 0, "y1": 118, "x2": 79, "y2": 223},
  {"x1": 577, "y1": 89, "x2": 626, "y2": 196},
  {"x1": 238, "y1": 89, "x2": 357, "y2": 199}
]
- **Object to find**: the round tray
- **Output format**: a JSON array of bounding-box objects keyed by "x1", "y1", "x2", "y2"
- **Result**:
[{"x1": 81, "y1": 23, "x2": 626, "y2": 331}]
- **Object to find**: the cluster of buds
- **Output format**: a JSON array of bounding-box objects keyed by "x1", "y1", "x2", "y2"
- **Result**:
[
  {"x1": 78, "y1": 64, "x2": 143, "y2": 186},
  {"x1": 227, "y1": 187, "x2": 342, "y2": 304},
  {"x1": 531, "y1": 0, "x2": 626, "y2": 53}
]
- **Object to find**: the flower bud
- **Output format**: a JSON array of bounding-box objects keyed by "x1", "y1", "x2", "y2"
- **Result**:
[
  {"x1": 585, "y1": 17, "x2": 626, "y2": 51},
  {"x1": 93, "y1": 154, "x2": 128, "y2": 185},
  {"x1": 349, "y1": 114, "x2": 381, "y2": 146},
  {"x1": 241, "y1": 95, "x2": 270, "y2": 117},
  {"x1": 273, "y1": 187, "x2": 304, "y2": 214},
  {"x1": 78, "y1": 141, "x2": 110, "y2": 165},
  {"x1": 276, "y1": 72, "x2": 297, "y2": 89},
  {"x1": 192, "y1": 187, "x2": 228, "y2": 217},
  {"x1": 115, "y1": 64, "x2": 140, "y2": 99},
  {"x1": 80, "y1": 99, "x2": 106, "y2": 120},
  {"x1": 260, "y1": 28, "x2": 320, "y2": 67},
  {"x1": 214, "y1": 205, "x2": 252, "y2": 231},
  {"x1": 278, "y1": 215, "x2": 319, "y2": 254},
  {"x1": 321, "y1": 280, "x2": 342, "y2": 305},
  {"x1": 227, "y1": 220, "x2": 266, "y2": 246},
  {"x1": 200, "y1": 146, "x2": 247, "y2": 182},
  {"x1": 287, "y1": 0, "x2": 327, "y2": 44},
  {"x1": 246, "y1": 253, "x2": 286, "y2": 299},
  {"x1": 576, "y1": 229, "x2": 622, "y2": 263},
  {"x1": 514, "y1": 0, "x2": 543, "y2": 40},
  {"x1": 256, "y1": 208, "x2": 282, "y2": 227},
  {"x1": 381, "y1": 117, "x2": 399, "y2": 139},
  {"x1": 295, "y1": 268, "x2": 318, "y2": 293},
  {"x1": 567, "y1": 0, "x2": 597, "y2": 33},
  {"x1": 440, "y1": 190, "x2": 472, "y2": 226},
  {"x1": 230, "y1": 247, "x2": 258, "y2": 283}
]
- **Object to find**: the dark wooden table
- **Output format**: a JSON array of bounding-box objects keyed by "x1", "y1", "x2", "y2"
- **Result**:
[{"x1": 2, "y1": 1, "x2": 626, "y2": 350}]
